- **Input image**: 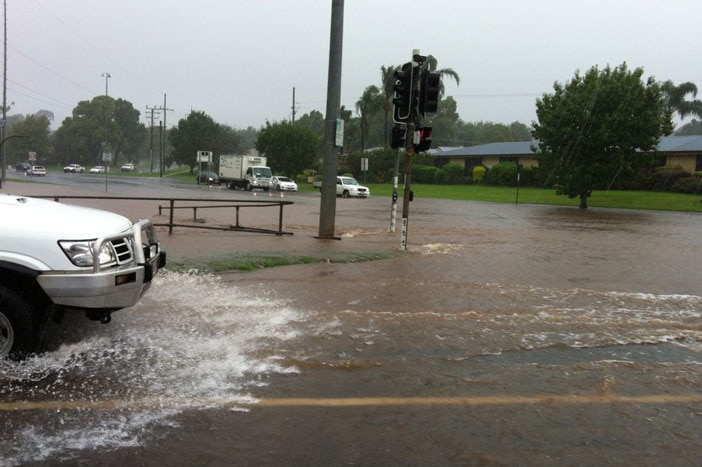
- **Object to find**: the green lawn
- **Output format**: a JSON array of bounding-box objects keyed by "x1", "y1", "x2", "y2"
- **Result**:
[
  {"x1": 300, "y1": 182, "x2": 702, "y2": 213},
  {"x1": 37, "y1": 164, "x2": 701, "y2": 213}
]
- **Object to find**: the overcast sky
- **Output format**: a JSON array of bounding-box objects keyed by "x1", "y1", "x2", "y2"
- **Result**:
[{"x1": 9, "y1": 0, "x2": 702, "y2": 132}]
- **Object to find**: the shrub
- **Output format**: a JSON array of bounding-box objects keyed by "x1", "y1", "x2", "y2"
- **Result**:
[
  {"x1": 413, "y1": 165, "x2": 439, "y2": 184},
  {"x1": 484, "y1": 162, "x2": 519, "y2": 187},
  {"x1": 650, "y1": 166, "x2": 689, "y2": 192},
  {"x1": 671, "y1": 175, "x2": 702, "y2": 194},
  {"x1": 435, "y1": 163, "x2": 465, "y2": 185},
  {"x1": 473, "y1": 166, "x2": 486, "y2": 184}
]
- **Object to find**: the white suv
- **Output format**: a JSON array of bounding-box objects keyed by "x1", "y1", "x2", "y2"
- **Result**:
[{"x1": 336, "y1": 176, "x2": 370, "y2": 198}]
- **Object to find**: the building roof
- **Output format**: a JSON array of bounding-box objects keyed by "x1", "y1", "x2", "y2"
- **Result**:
[{"x1": 431, "y1": 135, "x2": 702, "y2": 158}]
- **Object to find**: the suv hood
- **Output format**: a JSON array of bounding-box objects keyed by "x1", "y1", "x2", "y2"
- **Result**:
[{"x1": 0, "y1": 195, "x2": 133, "y2": 239}]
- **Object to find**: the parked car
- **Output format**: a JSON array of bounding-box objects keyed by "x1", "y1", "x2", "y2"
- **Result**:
[
  {"x1": 90, "y1": 166, "x2": 106, "y2": 174},
  {"x1": 272, "y1": 176, "x2": 298, "y2": 192},
  {"x1": 196, "y1": 171, "x2": 220, "y2": 185},
  {"x1": 63, "y1": 164, "x2": 85, "y2": 173},
  {"x1": 121, "y1": 163, "x2": 135, "y2": 172},
  {"x1": 15, "y1": 162, "x2": 31, "y2": 173},
  {"x1": 27, "y1": 165, "x2": 46, "y2": 176}
]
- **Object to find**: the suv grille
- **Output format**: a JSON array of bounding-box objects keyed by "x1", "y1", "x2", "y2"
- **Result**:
[{"x1": 110, "y1": 237, "x2": 134, "y2": 265}]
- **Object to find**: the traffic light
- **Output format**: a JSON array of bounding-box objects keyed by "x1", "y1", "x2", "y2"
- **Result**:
[
  {"x1": 419, "y1": 70, "x2": 441, "y2": 116},
  {"x1": 392, "y1": 62, "x2": 416, "y2": 123},
  {"x1": 390, "y1": 125, "x2": 407, "y2": 149},
  {"x1": 414, "y1": 127, "x2": 432, "y2": 152}
]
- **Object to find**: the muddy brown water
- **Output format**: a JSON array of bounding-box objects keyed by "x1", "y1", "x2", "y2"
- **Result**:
[{"x1": 1, "y1": 181, "x2": 701, "y2": 466}]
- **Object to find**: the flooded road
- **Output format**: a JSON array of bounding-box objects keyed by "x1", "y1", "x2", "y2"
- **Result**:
[{"x1": 1, "y1": 191, "x2": 701, "y2": 466}]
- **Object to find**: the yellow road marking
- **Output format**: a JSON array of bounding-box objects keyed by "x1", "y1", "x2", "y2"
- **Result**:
[{"x1": 1, "y1": 394, "x2": 701, "y2": 412}]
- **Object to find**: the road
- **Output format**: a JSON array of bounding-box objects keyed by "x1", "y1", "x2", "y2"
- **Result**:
[{"x1": 1, "y1": 176, "x2": 700, "y2": 466}]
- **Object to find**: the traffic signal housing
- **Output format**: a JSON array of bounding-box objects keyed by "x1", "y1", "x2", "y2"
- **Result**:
[
  {"x1": 390, "y1": 125, "x2": 407, "y2": 149},
  {"x1": 419, "y1": 70, "x2": 441, "y2": 116},
  {"x1": 414, "y1": 127, "x2": 432, "y2": 152},
  {"x1": 392, "y1": 62, "x2": 417, "y2": 123}
]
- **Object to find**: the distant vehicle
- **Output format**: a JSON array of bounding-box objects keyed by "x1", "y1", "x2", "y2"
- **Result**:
[
  {"x1": 219, "y1": 154, "x2": 272, "y2": 191},
  {"x1": 15, "y1": 162, "x2": 31, "y2": 173},
  {"x1": 90, "y1": 166, "x2": 106, "y2": 174},
  {"x1": 197, "y1": 171, "x2": 220, "y2": 185},
  {"x1": 272, "y1": 176, "x2": 298, "y2": 192},
  {"x1": 314, "y1": 176, "x2": 370, "y2": 198},
  {"x1": 336, "y1": 176, "x2": 369, "y2": 198},
  {"x1": 121, "y1": 163, "x2": 136, "y2": 172},
  {"x1": 63, "y1": 164, "x2": 85, "y2": 173},
  {"x1": 27, "y1": 165, "x2": 46, "y2": 177}
]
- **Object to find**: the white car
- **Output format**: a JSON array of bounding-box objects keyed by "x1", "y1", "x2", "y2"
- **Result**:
[
  {"x1": 121, "y1": 163, "x2": 135, "y2": 172},
  {"x1": 27, "y1": 165, "x2": 46, "y2": 176},
  {"x1": 90, "y1": 166, "x2": 106, "y2": 174},
  {"x1": 272, "y1": 176, "x2": 298, "y2": 192},
  {"x1": 63, "y1": 164, "x2": 85, "y2": 173}
]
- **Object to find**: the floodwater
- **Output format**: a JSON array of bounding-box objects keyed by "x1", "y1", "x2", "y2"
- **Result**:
[{"x1": 1, "y1": 194, "x2": 701, "y2": 466}]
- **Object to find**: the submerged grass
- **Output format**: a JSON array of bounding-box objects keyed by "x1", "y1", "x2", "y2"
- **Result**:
[{"x1": 166, "y1": 251, "x2": 399, "y2": 273}]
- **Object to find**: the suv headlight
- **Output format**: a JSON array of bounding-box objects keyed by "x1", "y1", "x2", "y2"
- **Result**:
[{"x1": 59, "y1": 240, "x2": 116, "y2": 267}]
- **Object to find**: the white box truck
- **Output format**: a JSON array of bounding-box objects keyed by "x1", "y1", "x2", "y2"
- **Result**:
[{"x1": 219, "y1": 155, "x2": 272, "y2": 191}]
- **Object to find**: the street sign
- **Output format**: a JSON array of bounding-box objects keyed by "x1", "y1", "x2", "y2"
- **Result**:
[
  {"x1": 335, "y1": 119, "x2": 344, "y2": 147},
  {"x1": 28, "y1": 152, "x2": 36, "y2": 162},
  {"x1": 197, "y1": 150, "x2": 212, "y2": 163}
]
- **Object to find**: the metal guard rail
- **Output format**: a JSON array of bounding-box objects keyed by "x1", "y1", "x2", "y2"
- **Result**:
[{"x1": 40, "y1": 195, "x2": 295, "y2": 236}]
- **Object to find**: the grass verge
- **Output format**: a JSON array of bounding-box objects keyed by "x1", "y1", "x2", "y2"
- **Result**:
[{"x1": 165, "y1": 251, "x2": 399, "y2": 273}]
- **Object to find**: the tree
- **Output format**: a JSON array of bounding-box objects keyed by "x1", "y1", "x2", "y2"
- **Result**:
[
  {"x1": 168, "y1": 111, "x2": 221, "y2": 173},
  {"x1": 675, "y1": 119, "x2": 702, "y2": 135},
  {"x1": 53, "y1": 96, "x2": 144, "y2": 167},
  {"x1": 113, "y1": 98, "x2": 147, "y2": 162},
  {"x1": 380, "y1": 64, "x2": 399, "y2": 146},
  {"x1": 6, "y1": 114, "x2": 52, "y2": 165},
  {"x1": 425, "y1": 55, "x2": 460, "y2": 97},
  {"x1": 355, "y1": 85, "x2": 382, "y2": 150},
  {"x1": 533, "y1": 63, "x2": 673, "y2": 209},
  {"x1": 661, "y1": 80, "x2": 702, "y2": 121},
  {"x1": 296, "y1": 110, "x2": 325, "y2": 139},
  {"x1": 255, "y1": 121, "x2": 320, "y2": 176}
]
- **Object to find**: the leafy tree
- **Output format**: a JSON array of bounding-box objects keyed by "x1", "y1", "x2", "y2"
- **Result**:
[
  {"x1": 235, "y1": 126, "x2": 259, "y2": 152},
  {"x1": 423, "y1": 96, "x2": 460, "y2": 147},
  {"x1": 355, "y1": 85, "x2": 383, "y2": 150},
  {"x1": 533, "y1": 63, "x2": 673, "y2": 209},
  {"x1": 296, "y1": 110, "x2": 325, "y2": 139},
  {"x1": 255, "y1": 121, "x2": 320, "y2": 176},
  {"x1": 6, "y1": 114, "x2": 52, "y2": 165},
  {"x1": 168, "y1": 111, "x2": 221, "y2": 173},
  {"x1": 219, "y1": 124, "x2": 241, "y2": 154},
  {"x1": 113, "y1": 98, "x2": 147, "y2": 162},
  {"x1": 675, "y1": 119, "x2": 702, "y2": 135},
  {"x1": 53, "y1": 96, "x2": 144, "y2": 167},
  {"x1": 54, "y1": 97, "x2": 115, "y2": 166}
]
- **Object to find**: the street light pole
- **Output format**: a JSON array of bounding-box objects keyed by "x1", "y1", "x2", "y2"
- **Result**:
[
  {"x1": 0, "y1": 134, "x2": 28, "y2": 189},
  {"x1": 101, "y1": 72, "x2": 111, "y2": 96}
]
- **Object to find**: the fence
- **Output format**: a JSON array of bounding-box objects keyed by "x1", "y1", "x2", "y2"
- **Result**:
[{"x1": 41, "y1": 195, "x2": 294, "y2": 236}]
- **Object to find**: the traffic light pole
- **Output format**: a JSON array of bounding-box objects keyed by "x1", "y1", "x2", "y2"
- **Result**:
[{"x1": 400, "y1": 121, "x2": 415, "y2": 250}]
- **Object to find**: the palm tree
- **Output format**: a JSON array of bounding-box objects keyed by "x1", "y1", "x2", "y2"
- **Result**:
[
  {"x1": 661, "y1": 80, "x2": 702, "y2": 121},
  {"x1": 425, "y1": 55, "x2": 460, "y2": 96}
]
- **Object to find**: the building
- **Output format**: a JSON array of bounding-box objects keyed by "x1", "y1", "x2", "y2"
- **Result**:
[{"x1": 430, "y1": 135, "x2": 702, "y2": 174}]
